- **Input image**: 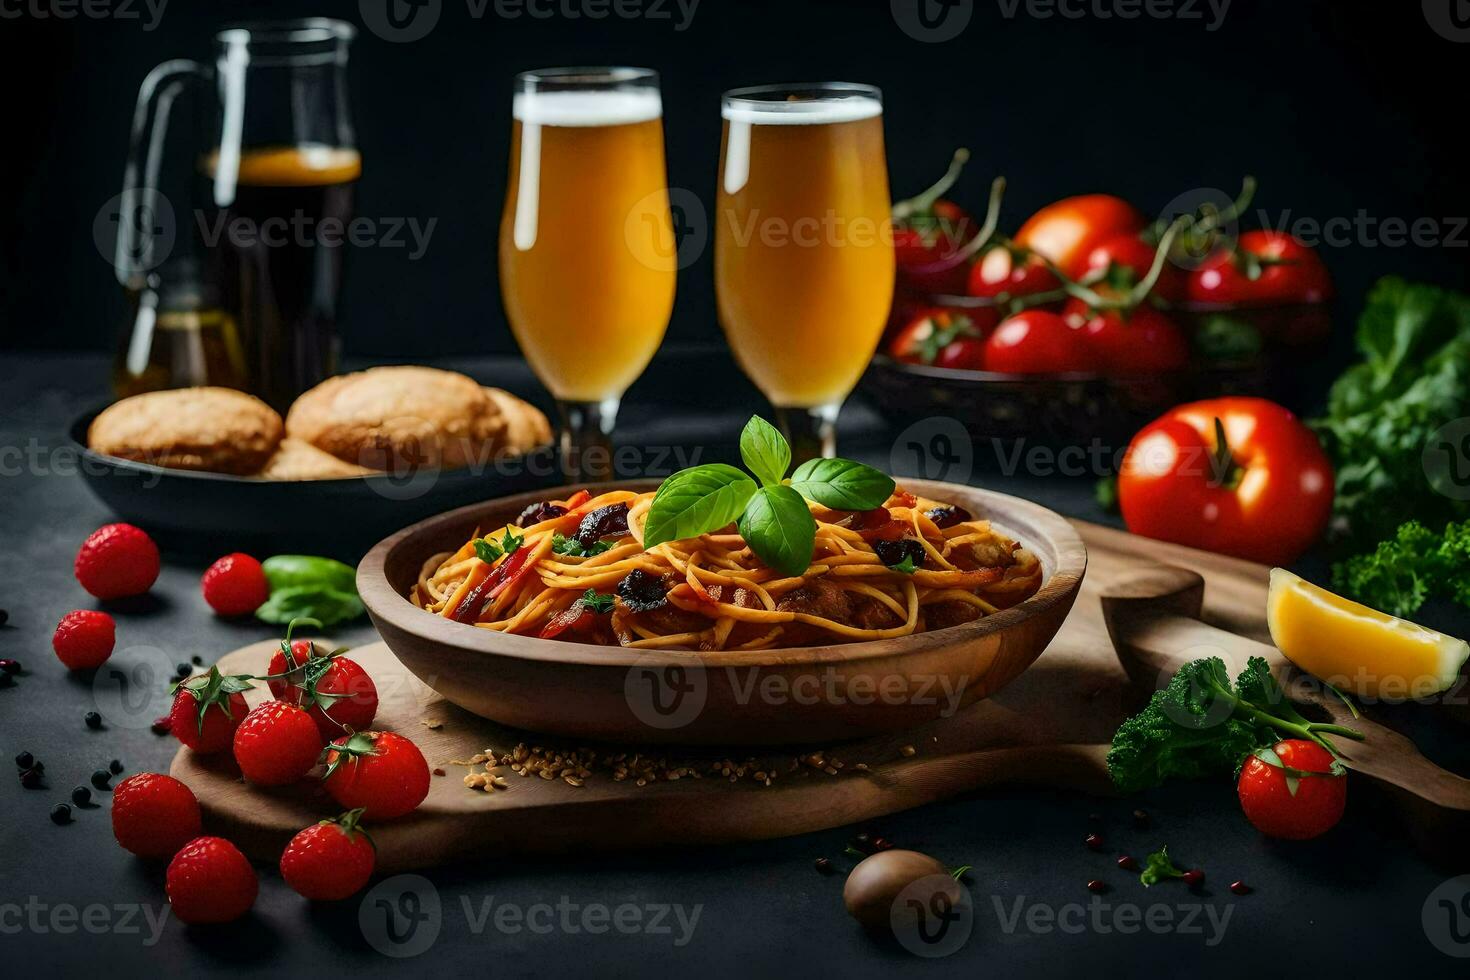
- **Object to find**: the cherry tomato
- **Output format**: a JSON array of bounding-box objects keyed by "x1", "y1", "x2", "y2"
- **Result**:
[
  {"x1": 1063, "y1": 299, "x2": 1190, "y2": 375},
  {"x1": 1082, "y1": 233, "x2": 1186, "y2": 304},
  {"x1": 1118, "y1": 397, "x2": 1334, "y2": 565},
  {"x1": 933, "y1": 337, "x2": 988, "y2": 371},
  {"x1": 1186, "y1": 230, "x2": 1333, "y2": 307},
  {"x1": 966, "y1": 245, "x2": 1062, "y2": 307},
  {"x1": 1237, "y1": 739, "x2": 1346, "y2": 840},
  {"x1": 984, "y1": 310, "x2": 1094, "y2": 375},
  {"x1": 894, "y1": 199, "x2": 978, "y2": 296},
  {"x1": 1014, "y1": 194, "x2": 1147, "y2": 280},
  {"x1": 888, "y1": 309, "x2": 989, "y2": 364}
]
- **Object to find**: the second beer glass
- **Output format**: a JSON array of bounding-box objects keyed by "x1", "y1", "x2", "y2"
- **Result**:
[
  {"x1": 715, "y1": 83, "x2": 895, "y2": 461},
  {"x1": 499, "y1": 67, "x2": 676, "y2": 477}
]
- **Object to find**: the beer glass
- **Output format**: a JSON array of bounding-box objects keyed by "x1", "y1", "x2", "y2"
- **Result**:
[
  {"x1": 499, "y1": 67, "x2": 676, "y2": 478},
  {"x1": 117, "y1": 20, "x2": 359, "y2": 412},
  {"x1": 715, "y1": 83, "x2": 894, "y2": 461}
]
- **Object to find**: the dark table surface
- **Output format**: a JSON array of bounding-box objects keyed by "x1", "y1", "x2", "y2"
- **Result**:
[{"x1": 2, "y1": 350, "x2": 1466, "y2": 977}]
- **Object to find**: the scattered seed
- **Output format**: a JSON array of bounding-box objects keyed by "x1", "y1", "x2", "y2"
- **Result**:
[
  {"x1": 1117, "y1": 855, "x2": 1139, "y2": 871},
  {"x1": 71, "y1": 786, "x2": 92, "y2": 806},
  {"x1": 150, "y1": 717, "x2": 170, "y2": 735},
  {"x1": 1182, "y1": 869, "x2": 1204, "y2": 887},
  {"x1": 50, "y1": 803, "x2": 72, "y2": 825},
  {"x1": 84, "y1": 712, "x2": 103, "y2": 730},
  {"x1": 20, "y1": 767, "x2": 43, "y2": 789},
  {"x1": 0, "y1": 609, "x2": 8, "y2": 626},
  {"x1": 108, "y1": 759, "x2": 123, "y2": 775},
  {"x1": 1087, "y1": 879, "x2": 1108, "y2": 894},
  {"x1": 0, "y1": 673, "x2": 12, "y2": 688},
  {"x1": 175, "y1": 663, "x2": 190, "y2": 676},
  {"x1": 432, "y1": 767, "x2": 446, "y2": 777},
  {"x1": 899, "y1": 745, "x2": 917, "y2": 758},
  {"x1": 1230, "y1": 880, "x2": 1251, "y2": 896},
  {"x1": 421, "y1": 719, "x2": 444, "y2": 730},
  {"x1": 15, "y1": 751, "x2": 34, "y2": 769},
  {"x1": 90, "y1": 769, "x2": 111, "y2": 790},
  {"x1": 814, "y1": 857, "x2": 833, "y2": 875},
  {"x1": 872, "y1": 837, "x2": 894, "y2": 852},
  {"x1": 853, "y1": 833, "x2": 874, "y2": 854},
  {"x1": 1132, "y1": 808, "x2": 1150, "y2": 829},
  {"x1": 1085, "y1": 833, "x2": 1103, "y2": 851},
  {"x1": 191, "y1": 655, "x2": 203, "y2": 666},
  {"x1": 0, "y1": 658, "x2": 19, "y2": 674}
]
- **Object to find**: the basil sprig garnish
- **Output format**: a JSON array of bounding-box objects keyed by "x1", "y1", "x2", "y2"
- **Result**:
[{"x1": 644, "y1": 416, "x2": 896, "y2": 577}]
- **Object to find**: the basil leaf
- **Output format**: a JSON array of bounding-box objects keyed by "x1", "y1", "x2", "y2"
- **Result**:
[
  {"x1": 738, "y1": 484, "x2": 817, "y2": 578},
  {"x1": 739, "y1": 415, "x2": 791, "y2": 487},
  {"x1": 261, "y1": 555, "x2": 356, "y2": 595},
  {"x1": 255, "y1": 585, "x2": 364, "y2": 627},
  {"x1": 789, "y1": 458, "x2": 896, "y2": 511},
  {"x1": 644, "y1": 464, "x2": 758, "y2": 547}
]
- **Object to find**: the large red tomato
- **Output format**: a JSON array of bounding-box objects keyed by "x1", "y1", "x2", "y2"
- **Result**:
[
  {"x1": 1118, "y1": 397, "x2": 1334, "y2": 565},
  {"x1": 1014, "y1": 195, "x2": 1147, "y2": 280}
]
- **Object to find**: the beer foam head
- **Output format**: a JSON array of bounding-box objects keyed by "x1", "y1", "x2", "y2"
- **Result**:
[
  {"x1": 513, "y1": 90, "x2": 662, "y2": 127},
  {"x1": 721, "y1": 95, "x2": 882, "y2": 126}
]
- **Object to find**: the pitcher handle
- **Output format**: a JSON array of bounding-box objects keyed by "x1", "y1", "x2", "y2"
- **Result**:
[{"x1": 114, "y1": 58, "x2": 209, "y2": 288}]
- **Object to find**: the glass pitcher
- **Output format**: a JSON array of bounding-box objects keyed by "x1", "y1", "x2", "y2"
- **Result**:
[{"x1": 115, "y1": 19, "x2": 359, "y2": 411}]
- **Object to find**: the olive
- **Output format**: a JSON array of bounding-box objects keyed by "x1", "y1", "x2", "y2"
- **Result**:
[{"x1": 842, "y1": 849, "x2": 961, "y2": 931}]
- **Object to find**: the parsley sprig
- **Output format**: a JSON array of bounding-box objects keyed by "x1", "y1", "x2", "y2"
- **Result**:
[{"x1": 473, "y1": 529, "x2": 524, "y2": 564}]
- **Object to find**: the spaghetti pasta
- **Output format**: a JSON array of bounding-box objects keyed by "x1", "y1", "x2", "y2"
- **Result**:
[{"x1": 411, "y1": 486, "x2": 1043, "y2": 650}]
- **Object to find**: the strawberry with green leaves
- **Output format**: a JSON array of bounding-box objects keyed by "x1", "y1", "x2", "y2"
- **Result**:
[{"x1": 168, "y1": 665, "x2": 253, "y2": 753}]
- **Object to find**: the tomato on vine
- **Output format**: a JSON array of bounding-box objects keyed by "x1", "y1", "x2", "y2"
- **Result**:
[{"x1": 1187, "y1": 230, "x2": 1332, "y2": 307}]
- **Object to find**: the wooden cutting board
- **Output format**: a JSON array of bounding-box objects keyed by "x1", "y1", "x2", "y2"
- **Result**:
[{"x1": 172, "y1": 521, "x2": 1470, "y2": 872}]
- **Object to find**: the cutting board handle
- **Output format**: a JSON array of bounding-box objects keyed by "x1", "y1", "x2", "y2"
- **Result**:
[{"x1": 1100, "y1": 565, "x2": 1470, "y2": 869}]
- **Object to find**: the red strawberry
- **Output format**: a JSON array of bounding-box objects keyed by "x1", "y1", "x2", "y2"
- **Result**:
[
  {"x1": 279, "y1": 808, "x2": 376, "y2": 900},
  {"x1": 266, "y1": 625, "x2": 378, "y2": 739},
  {"x1": 74, "y1": 523, "x2": 160, "y2": 600},
  {"x1": 169, "y1": 666, "x2": 253, "y2": 753},
  {"x1": 232, "y1": 701, "x2": 323, "y2": 786},
  {"x1": 322, "y1": 731, "x2": 430, "y2": 819},
  {"x1": 51, "y1": 610, "x2": 116, "y2": 670},
  {"x1": 165, "y1": 836, "x2": 258, "y2": 924},
  {"x1": 111, "y1": 773, "x2": 202, "y2": 858},
  {"x1": 201, "y1": 553, "x2": 270, "y2": 617}
]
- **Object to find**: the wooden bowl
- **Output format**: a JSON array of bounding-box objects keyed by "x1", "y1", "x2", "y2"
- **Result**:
[{"x1": 357, "y1": 479, "x2": 1086, "y2": 745}]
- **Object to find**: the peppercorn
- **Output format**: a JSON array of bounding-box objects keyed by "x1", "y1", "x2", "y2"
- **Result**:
[
  {"x1": 108, "y1": 759, "x2": 123, "y2": 775},
  {"x1": 1230, "y1": 880, "x2": 1251, "y2": 896},
  {"x1": 71, "y1": 786, "x2": 92, "y2": 806},
  {"x1": 50, "y1": 803, "x2": 72, "y2": 825},
  {"x1": 84, "y1": 711, "x2": 103, "y2": 730},
  {"x1": 0, "y1": 658, "x2": 19, "y2": 674},
  {"x1": 1087, "y1": 879, "x2": 1108, "y2": 894},
  {"x1": 1085, "y1": 833, "x2": 1104, "y2": 851},
  {"x1": 14, "y1": 751, "x2": 33, "y2": 770},
  {"x1": 90, "y1": 769, "x2": 111, "y2": 790},
  {"x1": 814, "y1": 857, "x2": 834, "y2": 875}
]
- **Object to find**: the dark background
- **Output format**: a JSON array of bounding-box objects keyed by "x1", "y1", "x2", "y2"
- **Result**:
[{"x1": 1, "y1": 0, "x2": 1467, "y2": 376}]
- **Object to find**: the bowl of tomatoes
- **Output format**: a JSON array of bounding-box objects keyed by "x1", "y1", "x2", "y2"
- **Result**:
[{"x1": 870, "y1": 160, "x2": 1334, "y2": 445}]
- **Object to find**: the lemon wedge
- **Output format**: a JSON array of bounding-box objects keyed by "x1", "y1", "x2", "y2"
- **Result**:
[{"x1": 1266, "y1": 568, "x2": 1470, "y2": 699}]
